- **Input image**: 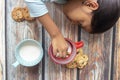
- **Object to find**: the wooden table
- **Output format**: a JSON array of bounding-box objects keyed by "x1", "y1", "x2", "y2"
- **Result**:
[{"x1": 0, "y1": 0, "x2": 120, "y2": 80}]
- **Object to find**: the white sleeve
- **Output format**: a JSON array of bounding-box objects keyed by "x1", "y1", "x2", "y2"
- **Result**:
[{"x1": 24, "y1": 0, "x2": 48, "y2": 17}]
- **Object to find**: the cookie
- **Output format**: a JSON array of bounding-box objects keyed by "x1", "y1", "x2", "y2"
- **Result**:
[
  {"x1": 23, "y1": 7, "x2": 35, "y2": 21},
  {"x1": 77, "y1": 48, "x2": 83, "y2": 54},
  {"x1": 66, "y1": 60, "x2": 77, "y2": 68},
  {"x1": 76, "y1": 54, "x2": 88, "y2": 69},
  {"x1": 66, "y1": 49, "x2": 83, "y2": 69},
  {"x1": 12, "y1": 7, "x2": 24, "y2": 22},
  {"x1": 66, "y1": 48, "x2": 88, "y2": 69}
]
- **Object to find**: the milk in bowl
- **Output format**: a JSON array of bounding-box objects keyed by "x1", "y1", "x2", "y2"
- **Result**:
[
  {"x1": 19, "y1": 42, "x2": 41, "y2": 62},
  {"x1": 13, "y1": 39, "x2": 43, "y2": 67}
]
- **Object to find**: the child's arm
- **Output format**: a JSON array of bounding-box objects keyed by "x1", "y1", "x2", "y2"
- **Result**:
[
  {"x1": 25, "y1": 0, "x2": 68, "y2": 57},
  {"x1": 38, "y1": 14, "x2": 68, "y2": 57}
]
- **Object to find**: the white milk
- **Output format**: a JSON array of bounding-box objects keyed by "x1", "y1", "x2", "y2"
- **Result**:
[{"x1": 19, "y1": 43, "x2": 41, "y2": 62}]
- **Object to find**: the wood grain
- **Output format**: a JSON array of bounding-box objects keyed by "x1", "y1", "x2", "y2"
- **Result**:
[
  {"x1": 0, "y1": 0, "x2": 5, "y2": 80},
  {"x1": 79, "y1": 27, "x2": 114, "y2": 80},
  {"x1": 44, "y1": 3, "x2": 78, "y2": 80},
  {"x1": 5, "y1": 0, "x2": 119, "y2": 80},
  {"x1": 113, "y1": 18, "x2": 120, "y2": 80},
  {"x1": 6, "y1": 0, "x2": 43, "y2": 80}
]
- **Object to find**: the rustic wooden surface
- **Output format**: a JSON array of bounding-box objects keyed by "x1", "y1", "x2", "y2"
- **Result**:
[
  {"x1": 113, "y1": 18, "x2": 120, "y2": 80},
  {"x1": 0, "y1": 0, "x2": 5, "y2": 80},
  {"x1": 6, "y1": 0, "x2": 43, "y2": 80},
  {"x1": 1, "y1": 0, "x2": 120, "y2": 80},
  {"x1": 80, "y1": 28, "x2": 114, "y2": 80}
]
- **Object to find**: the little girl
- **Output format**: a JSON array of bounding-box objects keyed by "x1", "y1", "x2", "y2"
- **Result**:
[{"x1": 25, "y1": 0, "x2": 120, "y2": 58}]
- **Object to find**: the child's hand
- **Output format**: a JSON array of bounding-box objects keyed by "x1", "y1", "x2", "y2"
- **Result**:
[{"x1": 52, "y1": 35, "x2": 68, "y2": 58}]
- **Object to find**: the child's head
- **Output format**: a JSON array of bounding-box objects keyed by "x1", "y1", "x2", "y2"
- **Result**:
[{"x1": 63, "y1": 0, "x2": 120, "y2": 33}]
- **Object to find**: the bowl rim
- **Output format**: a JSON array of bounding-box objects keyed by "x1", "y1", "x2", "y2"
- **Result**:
[
  {"x1": 48, "y1": 38, "x2": 77, "y2": 65},
  {"x1": 15, "y1": 39, "x2": 43, "y2": 67}
]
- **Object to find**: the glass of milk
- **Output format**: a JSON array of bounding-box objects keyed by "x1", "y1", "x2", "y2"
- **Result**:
[{"x1": 12, "y1": 39, "x2": 43, "y2": 67}]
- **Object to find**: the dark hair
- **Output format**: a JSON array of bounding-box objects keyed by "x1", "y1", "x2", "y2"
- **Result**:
[{"x1": 91, "y1": 0, "x2": 120, "y2": 33}]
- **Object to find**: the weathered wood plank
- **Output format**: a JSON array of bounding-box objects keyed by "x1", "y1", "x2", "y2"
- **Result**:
[
  {"x1": 113, "y1": 18, "x2": 120, "y2": 80},
  {"x1": 0, "y1": 0, "x2": 5, "y2": 80},
  {"x1": 6, "y1": 0, "x2": 118, "y2": 80},
  {"x1": 44, "y1": 3, "x2": 78, "y2": 80},
  {"x1": 79, "y1": 28, "x2": 113, "y2": 80},
  {"x1": 6, "y1": 0, "x2": 43, "y2": 80}
]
